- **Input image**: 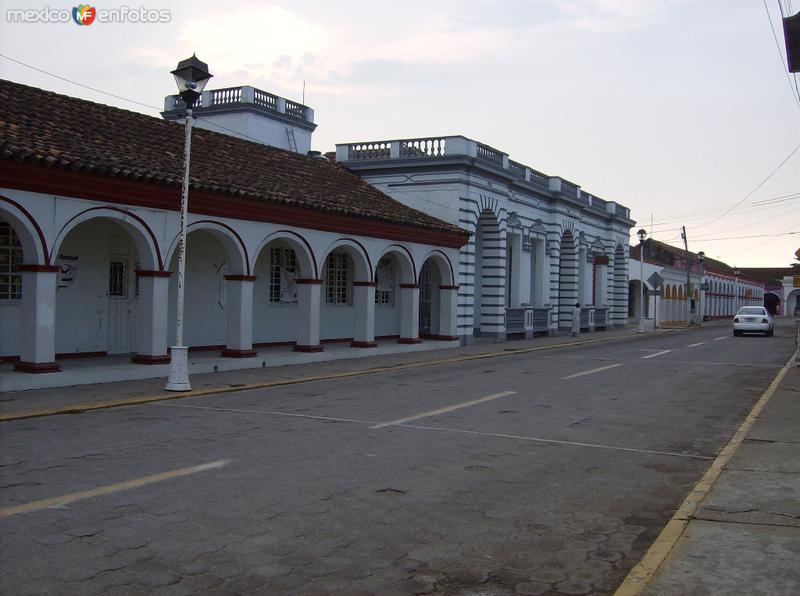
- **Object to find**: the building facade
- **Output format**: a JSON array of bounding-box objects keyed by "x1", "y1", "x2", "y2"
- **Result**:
[
  {"x1": 335, "y1": 137, "x2": 635, "y2": 342},
  {"x1": 0, "y1": 80, "x2": 469, "y2": 373},
  {"x1": 629, "y1": 239, "x2": 765, "y2": 328}
]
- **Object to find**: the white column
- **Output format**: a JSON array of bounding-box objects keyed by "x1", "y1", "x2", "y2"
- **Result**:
[
  {"x1": 221, "y1": 275, "x2": 256, "y2": 358},
  {"x1": 132, "y1": 271, "x2": 170, "y2": 364},
  {"x1": 293, "y1": 279, "x2": 323, "y2": 352},
  {"x1": 399, "y1": 284, "x2": 421, "y2": 343},
  {"x1": 351, "y1": 282, "x2": 377, "y2": 347},
  {"x1": 438, "y1": 285, "x2": 459, "y2": 340},
  {"x1": 15, "y1": 265, "x2": 60, "y2": 373}
]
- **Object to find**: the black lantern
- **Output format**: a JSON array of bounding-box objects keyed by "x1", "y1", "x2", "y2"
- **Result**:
[
  {"x1": 637, "y1": 228, "x2": 647, "y2": 243},
  {"x1": 171, "y1": 54, "x2": 213, "y2": 108},
  {"x1": 697, "y1": 251, "x2": 705, "y2": 264}
]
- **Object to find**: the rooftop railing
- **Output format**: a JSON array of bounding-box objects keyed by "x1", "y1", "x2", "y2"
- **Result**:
[
  {"x1": 334, "y1": 135, "x2": 631, "y2": 218},
  {"x1": 164, "y1": 85, "x2": 314, "y2": 123}
]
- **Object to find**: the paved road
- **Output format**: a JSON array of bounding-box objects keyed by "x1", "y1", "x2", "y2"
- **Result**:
[{"x1": 1, "y1": 320, "x2": 795, "y2": 595}]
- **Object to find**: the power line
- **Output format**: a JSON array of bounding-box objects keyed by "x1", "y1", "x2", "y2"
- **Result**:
[
  {"x1": 718, "y1": 220, "x2": 800, "y2": 258},
  {"x1": 691, "y1": 231, "x2": 798, "y2": 242},
  {"x1": 692, "y1": 141, "x2": 800, "y2": 231},
  {"x1": 0, "y1": 53, "x2": 291, "y2": 150},
  {"x1": 0, "y1": 53, "x2": 157, "y2": 111},
  {"x1": 765, "y1": 0, "x2": 800, "y2": 109}
]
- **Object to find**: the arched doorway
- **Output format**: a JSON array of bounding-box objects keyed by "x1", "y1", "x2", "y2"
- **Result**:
[
  {"x1": 418, "y1": 251, "x2": 457, "y2": 339},
  {"x1": 764, "y1": 292, "x2": 780, "y2": 316},
  {"x1": 787, "y1": 289, "x2": 800, "y2": 318},
  {"x1": 373, "y1": 247, "x2": 415, "y2": 340},
  {"x1": 53, "y1": 215, "x2": 159, "y2": 356}
]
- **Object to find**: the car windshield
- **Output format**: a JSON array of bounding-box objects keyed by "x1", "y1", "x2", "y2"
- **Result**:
[{"x1": 738, "y1": 308, "x2": 765, "y2": 316}]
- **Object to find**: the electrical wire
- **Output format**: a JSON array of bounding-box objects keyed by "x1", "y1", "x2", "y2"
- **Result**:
[
  {"x1": 0, "y1": 53, "x2": 300, "y2": 150},
  {"x1": 766, "y1": 0, "x2": 800, "y2": 109}
]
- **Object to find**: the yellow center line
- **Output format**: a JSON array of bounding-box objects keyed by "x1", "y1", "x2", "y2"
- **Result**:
[
  {"x1": 370, "y1": 391, "x2": 518, "y2": 429},
  {"x1": 0, "y1": 459, "x2": 229, "y2": 519},
  {"x1": 613, "y1": 353, "x2": 795, "y2": 596}
]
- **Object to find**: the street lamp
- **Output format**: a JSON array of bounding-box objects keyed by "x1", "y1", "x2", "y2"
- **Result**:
[
  {"x1": 733, "y1": 267, "x2": 740, "y2": 315},
  {"x1": 697, "y1": 251, "x2": 705, "y2": 324},
  {"x1": 637, "y1": 228, "x2": 647, "y2": 334},
  {"x1": 165, "y1": 54, "x2": 213, "y2": 392}
]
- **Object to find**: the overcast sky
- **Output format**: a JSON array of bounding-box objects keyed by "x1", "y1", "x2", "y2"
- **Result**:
[{"x1": 2, "y1": 0, "x2": 799, "y2": 267}]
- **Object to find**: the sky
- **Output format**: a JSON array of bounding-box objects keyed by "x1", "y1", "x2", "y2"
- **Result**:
[{"x1": 1, "y1": 0, "x2": 799, "y2": 267}]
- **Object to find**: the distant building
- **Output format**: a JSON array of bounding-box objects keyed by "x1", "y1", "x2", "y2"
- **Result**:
[
  {"x1": 629, "y1": 239, "x2": 765, "y2": 327},
  {"x1": 335, "y1": 137, "x2": 635, "y2": 340},
  {"x1": 738, "y1": 266, "x2": 800, "y2": 316}
]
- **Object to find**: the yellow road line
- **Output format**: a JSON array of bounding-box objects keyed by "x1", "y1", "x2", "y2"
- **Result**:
[
  {"x1": 370, "y1": 390, "x2": 517, "y2": 429},
  {"x1": 0, "y1": 459, "x2": 229, "y2": 519},
  {"x1": 1, "y1": 328, "x2": 699, "y2": 423},
  {"x1": 613, "y1": 354, "x2": 795, "y2": 596}
]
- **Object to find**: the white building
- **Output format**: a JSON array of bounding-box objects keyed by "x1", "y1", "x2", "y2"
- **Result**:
[
  {"x1": 629, "y1": 239, "x2": 764, "y2": 328},
  {"x1": 335, "y1": 137, "x2": 635, "y2": 340},
  {"x1": 0, "y1": 80, "x2": 469, "y2": 374}
]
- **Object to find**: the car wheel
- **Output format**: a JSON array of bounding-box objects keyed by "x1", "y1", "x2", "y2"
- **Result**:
[{"x1": 733, "y1": 330, "x2": 740, "y2": 337}]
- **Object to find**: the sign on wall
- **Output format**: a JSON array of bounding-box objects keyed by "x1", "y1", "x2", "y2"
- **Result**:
[{"x1": 794, "y1": 275, "x2": 800, "y2": 288}]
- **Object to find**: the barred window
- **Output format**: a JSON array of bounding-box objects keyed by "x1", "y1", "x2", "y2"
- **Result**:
[
  {"x1": 269, "y1": 247, "x2": 298, "y2": 303},
  {"x1": 325, "y1": 252, "x2": 351, "y2": 305},
  {"x1": 0, "y1": 222, "x2": 23, "y2": 300},
  {"x1": 375, "y1": 258, "x2": 393, "y2": 305},
  {"x1": 108, "y1": 261, "x2": 127, "y2": 297}
]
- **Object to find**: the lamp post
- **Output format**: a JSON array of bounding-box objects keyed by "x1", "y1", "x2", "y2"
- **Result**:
[
  {"x1": 165, "y1": 54, "x2": 213, "y2": 392},
  {"x1": 637, "y1": 228, "x2": 647, "y2": 334},
  {"x1": 697, "y1": 251, "x2": 705, "y2": 324},
  {"x1": 733, "y1": 268, "x2": 740, "y2": 315}
]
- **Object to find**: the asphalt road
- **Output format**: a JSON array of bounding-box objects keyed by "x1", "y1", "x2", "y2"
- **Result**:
[{"x1": 1, "y1": 320, "x2": 796, "y2": 595}]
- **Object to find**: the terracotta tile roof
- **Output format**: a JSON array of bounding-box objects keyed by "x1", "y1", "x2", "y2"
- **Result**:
[{"x1": 0, "y1": 79, "x2": 468, "y2": 240}]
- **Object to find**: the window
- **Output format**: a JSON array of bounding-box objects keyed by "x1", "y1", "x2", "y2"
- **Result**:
[
  {"x1": 375, "y1": 258, "x2": 393, "y2": 305},
  {"x1": 325, "y1": 251, "x2": 351, "y2": 305},
  {"x1": 0, "y1": 222, "x2": 23, "y2": 300},
  {"x1": 108, "y1": 260, "x2": 127, "y2": 297},
  {"x1": 269, "y1": 247, "x2": 297, "y2": 303}
]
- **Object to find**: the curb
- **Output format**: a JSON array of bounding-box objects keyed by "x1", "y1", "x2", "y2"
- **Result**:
[
  {"x1": 613, "y1": 353, "x2": 796, "y2": 596},
  {"x1": 0, "y1": 328, "x2": 693, "y2": 423}
]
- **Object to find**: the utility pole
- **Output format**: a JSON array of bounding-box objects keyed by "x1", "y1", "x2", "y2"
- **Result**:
[{"x1": 681, "y1": 226, "x2": 693, "y2": 326}]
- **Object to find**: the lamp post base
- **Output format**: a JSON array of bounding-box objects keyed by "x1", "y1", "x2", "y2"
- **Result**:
[{"x1": 165, "y1": 346, "x2": 191, "y2": 391}]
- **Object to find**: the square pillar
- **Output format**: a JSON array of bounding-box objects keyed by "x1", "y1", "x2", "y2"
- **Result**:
[
  {"x1": 398, "y1": 284, "x2": 421, "y2": 343},
  {"x1": 293, "y1": 279, "x2": 323, "y2": 352},
  {"x1": 351, "y1": 282, "x2": 377, "y2": 347},
  {"x1": 15, "y1": 265, "x2": 60, "y2": 373},
  {"x1": 437, "y1": 285, "x2": 459, "y2": 340},
  {"x1": 132, "y1": 270, "x2": 171, "y2": 364},
  {"x1": 221, "y1": 275, "x2": 257, "y2": 358}
]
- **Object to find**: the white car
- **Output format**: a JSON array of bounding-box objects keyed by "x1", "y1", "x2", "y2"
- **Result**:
[{"x1": 733, "y1": 306, "x2": 774, "y2": 337}]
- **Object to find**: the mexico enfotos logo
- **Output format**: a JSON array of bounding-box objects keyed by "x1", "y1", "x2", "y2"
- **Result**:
[{"x1": 6, "y1": 5, "x2": 171, "y2": 24}]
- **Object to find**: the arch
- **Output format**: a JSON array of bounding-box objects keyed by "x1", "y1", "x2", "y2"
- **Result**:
[
  {"x1": 319, "y1": 238, "x2": 371, "y2": 281},
  {"x1": 166, "y1": 220, "x2": 248, "y2": 275},
  {"x1": 764, "y1": 291, "x2": 780, "y2": 316},
  {"x1": 254, "y1": 230, "x2": 317, "y2": 279},
  {"x1": 0, "y1": 195, "x2": 48, "y2": 265},
  {"x1": 53, "y1": 206, "x2": 160, "y2": 271},
  {"x1": 678, "y1": 285, "x2": 684, "y2": 300},
  {"x1": 786, "y1": 289, "x2": 800, "y2": 317},
  {"x1": 418, "y1": 249, "x2": 455, "y2": 286},
  {"x1": 375, "y1": 244, "x2": 416, "y2": 285}
]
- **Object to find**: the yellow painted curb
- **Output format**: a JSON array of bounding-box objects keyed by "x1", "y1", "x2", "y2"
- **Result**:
[
  {"x1": 0, "y1": 331, "x2": 659, "y2": 423},
  {"x1": 613, "y1": 353, "x2": 795, "y2": 596}
]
